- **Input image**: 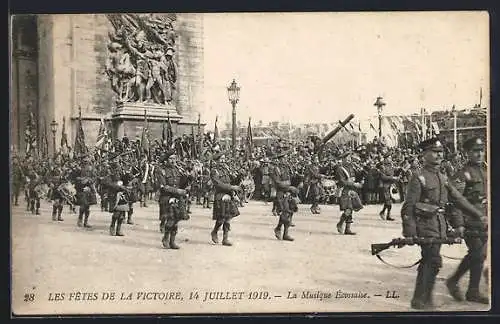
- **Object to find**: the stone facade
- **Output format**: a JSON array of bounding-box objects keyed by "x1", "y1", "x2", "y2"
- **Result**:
[{"x1": 11, "y1": 13, "x2": 204, "y2": 155}]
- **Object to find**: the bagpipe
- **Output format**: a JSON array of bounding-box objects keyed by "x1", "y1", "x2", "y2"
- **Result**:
[{"x1": 56, "y1": 182, "x2": 77, "y2": 205}]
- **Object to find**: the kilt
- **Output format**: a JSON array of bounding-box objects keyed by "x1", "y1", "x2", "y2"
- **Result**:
[
  {"x1": 339, "y1": 188, "x2": 363, "y2": 212},
  {"x1": 159, "y1": 195, "x2": 189, "y2": 223},
  {"x1": 212, "y1": 193, "x2": 240, "y2": 221}
]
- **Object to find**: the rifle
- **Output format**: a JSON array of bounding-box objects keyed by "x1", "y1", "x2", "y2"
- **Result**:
[{"x1": 371, "y1": 237, "x2": 462, "y2": 256}]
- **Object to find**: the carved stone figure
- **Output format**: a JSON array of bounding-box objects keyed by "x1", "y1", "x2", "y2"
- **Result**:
[{"x1": 106, "y1": 14, "x2": 178, "y2": 105}]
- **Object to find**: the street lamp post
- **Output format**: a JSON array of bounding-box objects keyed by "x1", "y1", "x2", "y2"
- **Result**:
[
  {"x1": 50, "y1": 119, "x2": 59, "y2": 158},
  {"x1": 374, "y1": 96, "x2": 386, "y2": 139},
  {"x1": 227, "y1": 79, "x2": 240, "y2": 157}
]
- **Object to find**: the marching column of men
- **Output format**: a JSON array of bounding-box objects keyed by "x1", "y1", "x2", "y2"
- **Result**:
[{"x1": 11, "y1": 133, "x2": 490, "y2": 310}]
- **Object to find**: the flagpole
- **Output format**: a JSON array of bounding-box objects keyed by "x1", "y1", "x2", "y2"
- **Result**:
[{"x1": 421, "y1": 108, "x2": 426, "y2": 140}]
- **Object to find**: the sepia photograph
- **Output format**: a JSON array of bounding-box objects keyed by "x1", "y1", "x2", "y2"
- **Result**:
[{"x1": 10, "y1": 11, "x2": 490, "y2": 315}]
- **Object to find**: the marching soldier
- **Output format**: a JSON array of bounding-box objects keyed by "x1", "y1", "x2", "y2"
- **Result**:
[
  {"x1": 336, "y1": 151, "x2": 364, "y2": 235},
  {"x1": 158, "y1": 152, "x2": 189, "y2": 249},
  {"x1": 11, "y1": 155, "x2": 24, "y2": 206},
  {"x1": 201, "y1": 162, "x2": 213, "y2": 208},
  {"x1": 210, "y1": 152, "x2": 242, "y2": 246},
  {"x1": 26, "y1": 165, "x2": 41, "y2": 215},
  {"x1": 49, "y1": 166, "x2": 65, "y2": 221},
  {"x1": 305, "y1": 155, "x2": 323, "y2": 214},
  {"x1": 270, "y1": 147, "x2": 299, "y2": 241},
  {"x1": 446, "y1": 137, "x2": 489, "y2": 304},
  {"x1": 109, "y1": 180, "x2": 130, "y2": 236},
  {"x1": 378, "y1": 154, "x2": 398, "y2": 221},
  {"x1": 75, "y1": 157, "x2": 98, "y2": 228},
  {"x1": 401, "y1": 138, "x2": 485, "y2": 310}
]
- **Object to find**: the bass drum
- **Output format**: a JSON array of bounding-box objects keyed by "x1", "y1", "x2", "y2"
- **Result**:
[{"x1": 390, "y1": 183, "x2": 401, "y2": 203}]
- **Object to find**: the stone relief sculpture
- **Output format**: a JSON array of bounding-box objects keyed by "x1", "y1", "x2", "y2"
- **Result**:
[{"x1": 105, "y1": 14, "x2": 178, "y2": 106}]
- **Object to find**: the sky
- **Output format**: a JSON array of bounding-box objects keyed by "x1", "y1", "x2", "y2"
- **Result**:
[{"x1": 202, "y1": 11, "x2": 489, "y2": 127}]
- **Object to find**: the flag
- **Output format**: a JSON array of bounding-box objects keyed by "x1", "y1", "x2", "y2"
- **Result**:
[
  {"x1": 214, "y1": 116, "x2": 219, "y2": 142},
  {"x1": 197, "y1": 113, "x2": 203, "y2": 155},
  {"x1": 74, "y1": 106, "x2": 88, "y2": 157},
  {"x1": 60, "y1": 116, "x2": 69, "y2": 153},
  {"x1": 163, "y1": 111, "x2": 174, "y2": 149},
  {"x1": 95, "y1": 118, "x2": 108, "y2": 149},
  {"x1": 369, "y1": 122, "x2": 376, "y2": 132},
  {"x1": 191, "y1": 125, "x2": 197, "y2": 158},
  {"x1": 40, "y1": 118, "x2": 49, "y2": 158},
  {"x1": 431, "y1": 121, "x2": 440, "y2": 135},
  {"x1": 141, "y1": 110, "x2": 150, "y2": 157},
  {"x1": 246, "y1": 117, "x2": 253, "y2": 157}
]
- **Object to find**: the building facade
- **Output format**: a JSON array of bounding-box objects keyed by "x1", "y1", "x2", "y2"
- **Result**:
[{"x1": 11, "y1": 14, "x2": 205, "y2": 155}]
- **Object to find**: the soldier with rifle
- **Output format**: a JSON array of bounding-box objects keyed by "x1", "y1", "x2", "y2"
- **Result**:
[
  {"x1": 378, "y1": 153, "x2": 398, "y2": 221},
  {"x1": 445, "y1": 137, "x2": 489, "y2": 304},
  {"x1": 401, "y1": 137, "x2": 485, "y2": 310}
]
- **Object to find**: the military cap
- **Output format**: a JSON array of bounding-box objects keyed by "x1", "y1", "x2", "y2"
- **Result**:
[
  {"x1": 160, "y1": 150, "x2": 176, "y2": 163},
  {"x1": 418, "y1": 138, "x2": 444, "y2": 152},
  {"x1": 463, "y1": 137, "x2": 484, "y2": 151}
]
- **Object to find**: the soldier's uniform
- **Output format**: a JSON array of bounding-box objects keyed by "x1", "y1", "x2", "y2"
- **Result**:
[
  {"x1": 201, "y1": 164, "x2": 213, "y2": 208},
  {"x1": 210, "y1": 152, "x2": 241, "y2": 246},
  {"x1": 305, "y1": 157, "x2": 323, "y2": 214},
  {"x1": 11, "y1": 156, "x2": 24, "y2": 206},
  {"x1": 336, "y1": 152, "x2": 364, "y2": 235},
  {"x1": 446, "y1": 137, "x2": 489, "y2": 304},
  {"x1": 26, "y1": 166, "x2": 41, "y2": 215},
  {"x1": 49, "y1": 167, "x2": 65, "y2": 221},
  {"x1": 158, "y1": 153, "x2": 188, "y2": 249},
  {"x1": 378, "y1": 155, "x2": 398, "y2": 221},
  {"x1": 401, "y1": 138, "x2": 485, "y2": 310},
  {"x1": 270, "y1": 149, "x2": 299, "y2": 241},
  {"x1": 74, "y1": 159, "x2": 97, "y2": 228}
]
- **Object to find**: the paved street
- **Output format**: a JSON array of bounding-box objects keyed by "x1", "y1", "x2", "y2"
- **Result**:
[{"x1": 12, "y1": 197, "x2": 489, "y2": 315}]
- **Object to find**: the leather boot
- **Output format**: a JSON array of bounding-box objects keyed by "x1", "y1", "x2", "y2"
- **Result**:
[
  {"x1": 109, "y1": 217, "x2": 117, "y2": 236},
  {"x1": 57, "y1": 209, "x2": 64, "y2": 221},
  {"x1": 222, "y1": 230, "x2": 232, "y2": 246},
  {"x1": 447, "y1": 255, "x2": 471, "y2": 301},
  {"x1": 169, "y1": 229, "x2": 180, "y2": 249},
  {"x1": 162, "y1": 230, "x2": 170, "y2": 248},
  {"x1": 282, "y1": 224, "x2": 294, "y2": 241},
  {"x1": 411, "y1": 264, "x2": 428, "y2": 309},
  {"x1": 211, "y1": 221, "x2": 222, "y2": 243},
  {"x1": 386, "y1": 205, "x2": 394, "y2": 220},
  {"x1": 115, "y1": 218, "x2": 124, "y2": 236},
  {"x1": 337, "y1": 214, "x2": 346, "y2": 234},
  {"x1": 83, "y1": 211, "x2": 92, "y2": 228},
  {"x1": 127, "y1": 208, "x2": 134, "y2": 224},
  {"x1": 466, "y1": 289, "x2": 489, "y2": 304},
  {"x1": 344, "y1": 223, "x2": 356, "y2": 235},
  {"x1": 466, "y1": 260, "x2": 489, "y2": 304},
  {"x1": 423, "y1": 266, "x2": 439, "y2": 309},
  {"x1": 77, "y1": 211, "x2": 84, "y2": 227},
  {"x1": 274, "y1": 220, "x2": 283, "y2": 240}
]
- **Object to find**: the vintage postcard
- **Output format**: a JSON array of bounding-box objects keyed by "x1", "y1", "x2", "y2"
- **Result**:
[{"x1": 10, "y1": 11, "x2": 490, "y2": 315}]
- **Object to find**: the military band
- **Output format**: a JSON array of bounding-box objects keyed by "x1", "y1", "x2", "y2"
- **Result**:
[{"x1": 11, "y1": 132, "x2": 489, "y2": 310}]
